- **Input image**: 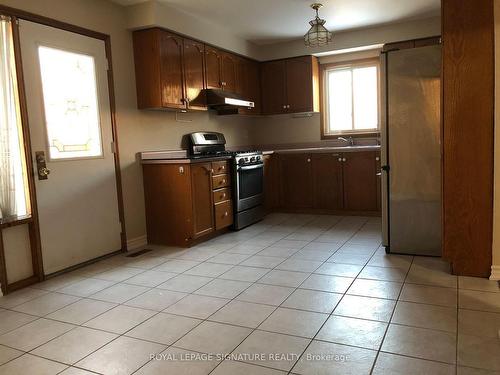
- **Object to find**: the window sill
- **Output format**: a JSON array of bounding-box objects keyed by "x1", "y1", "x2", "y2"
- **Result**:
[
  {"x1": 0, "y1": 214, "x2": 33, "y2": 229},
  {"x1": 321, "y1": 132, "x2": 380, "y2": 140}
]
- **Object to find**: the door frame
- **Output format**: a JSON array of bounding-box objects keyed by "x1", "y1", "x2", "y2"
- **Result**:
[{"x1": 0, "y1": 4, "x2": 126, "y2": 294}]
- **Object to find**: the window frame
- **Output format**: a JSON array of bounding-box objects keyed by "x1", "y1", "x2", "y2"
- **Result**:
[{"x1": 320, "y1": 57, "x2": 381, "y2": 139}]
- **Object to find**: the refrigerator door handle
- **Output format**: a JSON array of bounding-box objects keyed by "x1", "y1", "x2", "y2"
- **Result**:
[{"x1": 381, "y1": 165, "x2": 390, "y2": 172}]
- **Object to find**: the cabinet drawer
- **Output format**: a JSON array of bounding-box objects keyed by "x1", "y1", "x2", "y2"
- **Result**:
[
  {"x1": 213, "y1": 188, "x2": 231, "y2": 204},
  {"x1": 212, "y1": 174, "x2": 230, "y2": 189},
  {"x1": 212, "y1": 161, "x2": 229, "y2": 175},
  {"x1": 215, "y1": 200, "x2": 233, "y2": 230}
]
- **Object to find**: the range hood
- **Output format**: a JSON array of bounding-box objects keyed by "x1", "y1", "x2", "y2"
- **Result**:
[{"x1": 194, "y1": 89, "x2": 254, "y2": 115}]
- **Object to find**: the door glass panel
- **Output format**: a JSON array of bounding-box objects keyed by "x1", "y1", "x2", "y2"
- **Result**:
[{"x1": 38, "y1": 46, "x2": 102, "y2": 160}]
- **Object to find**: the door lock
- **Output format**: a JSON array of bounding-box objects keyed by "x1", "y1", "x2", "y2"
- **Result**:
[{"x1": 35, "y1": 151, "x2": 50, "y2": 180}]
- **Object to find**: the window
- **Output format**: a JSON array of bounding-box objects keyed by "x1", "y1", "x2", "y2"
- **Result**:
[
  {"x1": 38, "y1": 46, "x2": 103, "y2": 160},
  {"x1": 0, "y1": 16, "x2": 30, "y2": 222},
  {"x1": 322, "y1": 59, "x2": 380, "y2": 137}
]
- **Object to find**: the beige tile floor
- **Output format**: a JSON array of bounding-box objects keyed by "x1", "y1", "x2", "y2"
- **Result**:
[{"x1": 0, "y1": 213, "x2": 499, "y2": 374}]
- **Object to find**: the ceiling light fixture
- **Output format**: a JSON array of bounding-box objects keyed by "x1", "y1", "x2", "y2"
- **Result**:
[{"x1": 304, "y1": 3, "x2": 333, "y2": 47}]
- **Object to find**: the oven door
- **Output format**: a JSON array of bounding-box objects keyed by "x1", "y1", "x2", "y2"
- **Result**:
[{"x1": 235, "y1": 163, "x2": 264, "y2": 212}]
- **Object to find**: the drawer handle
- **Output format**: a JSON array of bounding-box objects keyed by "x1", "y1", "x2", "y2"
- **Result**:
[
  {"x1": 224, "y1": 211, "x2": 228, "y2": 217},
  {"x1": 222, "y1": 193, "x2": 226, "y2": 198},
  {"x1": 221, "y1": 179, "x2": 226, "y2": 184}
]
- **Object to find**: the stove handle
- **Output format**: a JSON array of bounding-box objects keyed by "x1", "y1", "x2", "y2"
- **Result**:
[{"x1": 237, "y1": 164, "x2": 264, "y2": 171}]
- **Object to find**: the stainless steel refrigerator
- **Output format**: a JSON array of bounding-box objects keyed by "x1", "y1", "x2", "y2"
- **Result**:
[{"x1": 381, "y1": 43, "x2": 442, "y2": 256}]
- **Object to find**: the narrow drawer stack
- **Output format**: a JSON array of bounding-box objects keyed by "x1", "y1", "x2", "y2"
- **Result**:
[{"x1": 211, "y1": 161, "x2": 233, "y2": 230}]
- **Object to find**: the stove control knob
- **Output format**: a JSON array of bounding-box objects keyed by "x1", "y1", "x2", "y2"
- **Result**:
[
  {"x1": 255, "y1": 155, "x2": 261, "y2": 161},
  {"x1": 238, "y1": 158, "x2": 245, "y2": 165},
  {"x1": 250, "y1": 157, "x2": 256, "y2": 162}
]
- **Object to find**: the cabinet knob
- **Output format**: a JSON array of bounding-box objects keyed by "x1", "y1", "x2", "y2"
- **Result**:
[
  {"x1": 343, "y1": 158, "x2": 347, "y2": 162},
  {"x1": 222, "y1": 193, "x2": 226, "y2": 198},
  {"x1": 307, "y1": 158, "x2": 311, "y2": 163},
  {"x1": 222, "y1": 179, "x2": 226, "y2": 184},
  {"x1": 338, "y1": 158, "x2": 342, "y2": 162},
  {"x1": 282, "y1": 105, "x2": 286, "y2": 109},
  {"x1": 287, "y1": 105, "x2": 290, "y2": 109},
  {"x1": 375, "y1": 156, "x2": 380, "y2": 161},
  {"x1": 224, "y1": 211, "x2": 228, "y2": 217}
]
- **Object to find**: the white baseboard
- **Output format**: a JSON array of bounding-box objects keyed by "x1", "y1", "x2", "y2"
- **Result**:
[
  {"x1": 126, "y1": 235, "x2": 148, "y2": 251},
  {"x1": 490, "y1": 265, "x2": 500, "y2": 281}
]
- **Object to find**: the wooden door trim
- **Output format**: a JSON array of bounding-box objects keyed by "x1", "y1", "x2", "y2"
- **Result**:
[{"x1": 0, "y1": 5, "x2": 127, "y2": 293}]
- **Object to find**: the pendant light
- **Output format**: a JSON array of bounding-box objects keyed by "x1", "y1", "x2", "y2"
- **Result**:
[{"x1": 304, "y1": 3, "x2": 333, "y2": 47}]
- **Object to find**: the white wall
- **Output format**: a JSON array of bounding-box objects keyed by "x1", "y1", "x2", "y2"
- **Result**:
[{"x1": 491, "y1": 0, "x2": 500, "y2": 280}]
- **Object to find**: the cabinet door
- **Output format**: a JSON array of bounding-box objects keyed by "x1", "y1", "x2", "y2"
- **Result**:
[
  {"x1": 261, "y1": 60, "x2": 286, "y2": 114},
  {"x1": 183, "y1": 38, "x2": 206, "y2": 110},
  {"x1": 205, "y1": 46, "x2": 222, "y2": 89},
  {"x1": 286, "y1": 56, "x2": 313, "y2": 113},
  {"x1": 221, "y1": 52, "x2": 238, "y2": 92},
  {"x1": 142, "y1": 164, "x2": 192, "y2": 246},
  {"x1": 343, "y1": 152, "x2": 378, "y2": 211},
  {"x1": 312, "y1": 154, "x2": 343, "y2": 210},
  {"x1": 263, "y1": 154, "x2": 280, "y2": 210},
  {"x1": 190, "y1": 163, "x2": 214, "y2": 238},
  {"x1": 237, "y1": 58, "x2": 261, "y2": 115},
  {"x1": 159, "y1": 31, "x2": 185, "y2": 109},
  {"x1": 280, "y1": 154, "x2": 313, "y2": 208}
]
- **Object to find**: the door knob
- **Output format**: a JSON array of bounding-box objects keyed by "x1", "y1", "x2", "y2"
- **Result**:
[
  {"x1": 35, "y1": 151, "x2": 50, "y2": 180},
  {"x1": 39, "y1": 167, "x2": 51, "y2": 177}
]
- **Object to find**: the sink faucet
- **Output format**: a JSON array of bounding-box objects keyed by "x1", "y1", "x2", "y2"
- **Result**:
[{"x1": 338, "y1": 136, "x2": 354, "y2": 146}]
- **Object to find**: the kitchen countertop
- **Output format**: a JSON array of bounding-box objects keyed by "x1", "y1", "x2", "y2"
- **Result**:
[
  {"x1": 261, "y1": 145, "x2": 380, "y2": 155},
  {"x1": 140, "y1": 145, "x2": 380, "y2": 164}
]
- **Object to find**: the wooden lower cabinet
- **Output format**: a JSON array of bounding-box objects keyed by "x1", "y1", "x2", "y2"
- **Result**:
[
  {"x1": 312, "y1": 153, "x2": 343, "y2": 210},
  {"x1": 342, "y1": 152, "x2": 378, "y2": 212},
  {"x1": 264, "y1": 151, "x2": 380, "y2": 214},
  {"x1": 263, "y1": 154, "x2": 280, "y2": 211},
  {"x1": 191, "y1": 163, "x2": 214, "y2": 238},
  {"x1": 143, "y1": 160, "x2": 233, "y2": 247},
  {"x1": 280, "y1": 154, "x2": 313, "y2": 209}
]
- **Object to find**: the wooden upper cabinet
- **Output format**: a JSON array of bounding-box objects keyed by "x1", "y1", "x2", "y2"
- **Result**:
[
  {"x1": 190, "y1": 163, "x2": 214, "y2": 238},
  {"x1": 237, "y1": 58, "x2": 261, "y2": 115},
  {"x1": 261, "y1": 60, "x2": 286, "y2": 115},
  {"x1": 286, "y1": 56, "x2": 318, "y2": 113},
  {"x1": 343, "y1": 151, "x2": 378, "y2": 212},
  {"x1": 159, "y1": 32, "x2": 185, "y2": 109},
  {"x1": 220, "y1": 52, "x2": 238, "y2": 92},
  {"x1": 261, "y1": 56, "x2": 319, "y2": 115},
  {"x1": 133, "y1": 28, "x2": 204, "y2": 110},
  {"x1": 312, "y1": 153, "x2": 343, "y2": 210},
  {"x1": 182, "y1": 38, "x2": 206, "y2": 110},
  {"x1": 280, "y1": 154, "x2": 313, "y2": 208},
  {"x1": 205, "y1": 46, "x2": 223, "y2": 89}
]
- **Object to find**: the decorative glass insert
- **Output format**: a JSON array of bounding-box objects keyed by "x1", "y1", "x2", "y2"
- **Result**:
[{"x1": 38, "y1": 46, "x2": 103, "y2": 160}]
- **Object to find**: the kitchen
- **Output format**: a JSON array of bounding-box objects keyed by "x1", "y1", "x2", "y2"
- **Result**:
[{"x1": 0, "y1": 0, "x2": 498, "y2": 374}]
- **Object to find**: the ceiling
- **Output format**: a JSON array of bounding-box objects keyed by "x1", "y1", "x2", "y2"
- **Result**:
[{"x1": 113, "y1": 0, "x2": 440, "y2": 45}]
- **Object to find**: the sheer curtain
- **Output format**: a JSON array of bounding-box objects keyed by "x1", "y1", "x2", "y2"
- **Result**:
[{"x1": 0, "y1": 16, "x2": 29, "y2": 220}]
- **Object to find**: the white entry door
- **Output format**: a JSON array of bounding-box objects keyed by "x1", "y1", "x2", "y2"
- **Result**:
[{"x1": 19, "y1": 20, "x2": 122, "y2": 275}]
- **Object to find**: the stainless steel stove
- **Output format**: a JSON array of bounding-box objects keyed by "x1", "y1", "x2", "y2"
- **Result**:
[{"x1": 188, "y1": 132, "x2": 264, "y2": 230}]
